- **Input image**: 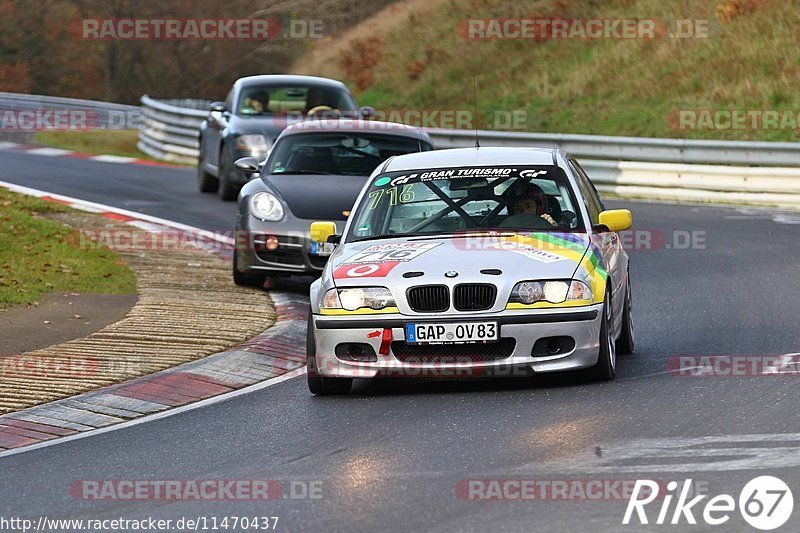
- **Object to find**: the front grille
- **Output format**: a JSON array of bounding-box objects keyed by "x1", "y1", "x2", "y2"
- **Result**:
[
  {"x1": 392, "y1": 338, "x2": 516, "y2": 363},
  {"x1": 407, "y1": 285, "x2": 449, "y2": 312},
  {"x1": 453, "y1": 284, "x2": 497, "y2": 311}
]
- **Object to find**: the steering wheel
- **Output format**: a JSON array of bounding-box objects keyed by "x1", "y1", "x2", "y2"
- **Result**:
[{"x1": 307, "y1": 105, "x2": 337, "y2": 117}]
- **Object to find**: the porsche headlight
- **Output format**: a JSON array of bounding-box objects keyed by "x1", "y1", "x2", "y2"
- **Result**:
[
  {"x1": 321, "y1": 287, "x2": 395, "y2": 311},
  {"x1": 235, "y1": 134, "x2": 271, "y2": 152},
  {"x1": 509, "y1": 280, "x2": 592, "y2": 305},
  {"x1": 249, "y1": 192, "x2": 284, "y2": 221}
]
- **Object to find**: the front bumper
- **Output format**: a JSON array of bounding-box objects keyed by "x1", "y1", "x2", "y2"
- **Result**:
[
  {"x1": 310, "y1": 305, "x2": 604, "y2": 378},
  {"x1": 235, "y1": 230, "x2": 330, "y2": 275}
]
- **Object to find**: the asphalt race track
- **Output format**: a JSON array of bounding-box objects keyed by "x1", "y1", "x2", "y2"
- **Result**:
[{"x1": 1, "y1": 148, "x2": 799, "y2": 532}]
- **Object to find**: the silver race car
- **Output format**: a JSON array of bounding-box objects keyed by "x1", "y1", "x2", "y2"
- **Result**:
[{"x1": 306, "y1": 147, "x2": 634, "y2": 395}]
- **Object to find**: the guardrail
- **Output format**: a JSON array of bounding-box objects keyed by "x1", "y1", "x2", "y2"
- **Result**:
[
  {"x1": 428, "y1": 129, "x2": 800, "y2": 167},
  {"x1": 0, "y1": 93, "x2": 782, "y2": 209},
  {"x1": 136, "y1": 95, "x2": 800, "y2": 208},
  {"x1": 138, "y1": 96, "x2": 210, "y2": 164},
  {"x1": 0, "y1": 92, "x2": 140, "y2": 129},
  {"x1": 7, "y1": 92, "x2": 798, "y2": 208}
]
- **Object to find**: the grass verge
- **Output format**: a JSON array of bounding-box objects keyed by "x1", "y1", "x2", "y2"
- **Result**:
[
  {"x1": 0, "y1": 188, "x2": 137, "y2": 308},
  {"x1": 293, "y1": 0, "x2": 800, "y2": 142}
]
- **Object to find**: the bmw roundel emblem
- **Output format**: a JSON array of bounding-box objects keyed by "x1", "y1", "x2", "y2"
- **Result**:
[{"x1": 445, "y1": 271, "x2": 458, "y2": 278}]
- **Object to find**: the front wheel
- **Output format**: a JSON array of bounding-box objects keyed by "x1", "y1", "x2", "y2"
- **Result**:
[
  {"x1": 306, "y1": 315, "x2": 352, "y2": 395},
  {"x1": 585, "y1": 290, "x2": 616, "y2": 381}
]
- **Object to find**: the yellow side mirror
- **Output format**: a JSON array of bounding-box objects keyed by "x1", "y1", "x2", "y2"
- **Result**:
[
  {"x1": 598, "y1": 209, "x2": 632, "y2": 232},
  {"x1": 310, "y1": 221, "x2": 337, "y2": 243}
]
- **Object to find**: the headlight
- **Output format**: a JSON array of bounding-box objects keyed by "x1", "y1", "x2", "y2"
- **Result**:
[
  {"x1": 321, "y1": 287, "x2": 395, "y2": 311},
  {"x1": 249, "y1": 192, "x2": 284, "y2": 221},
  {"x1": 235, "y1": 134, "x2": 271, "y2": 152},
  {"x1": 509, "y1": 280, "x2": 592, "y2": 305}
]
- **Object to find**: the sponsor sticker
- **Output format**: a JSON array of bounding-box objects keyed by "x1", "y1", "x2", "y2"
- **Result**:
[
  {"x1": 486, "y1": 241, "x2": 566, "y2": 263},
  {"x1": 342, "y1": 242, "x2": 441, "y2": 264},
  {"x1": 333, "y1": 262, "x2": 400, "y2": 279}
]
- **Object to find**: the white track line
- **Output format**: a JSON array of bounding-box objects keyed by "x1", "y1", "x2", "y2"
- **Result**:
[
  {"x1": 24, "y1": 147, "x2": 74, "y2": 156},
  {"x1": 0, "y1": 180, "x2": 304, "y2": 459},
  {"x1": 0, "y1": 180, "x2": 234, "y2": 245},
  {"x1": 0, "y1": 368, "x2": 305, "y2": 459},
  {"x1": 89, "y1": 154, "x2": 139, "y2": 164}
]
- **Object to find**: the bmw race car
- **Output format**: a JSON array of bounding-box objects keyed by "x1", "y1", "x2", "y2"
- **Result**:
[{"x1": 306, "y1": 147, "x2": 634, "y2": 395}]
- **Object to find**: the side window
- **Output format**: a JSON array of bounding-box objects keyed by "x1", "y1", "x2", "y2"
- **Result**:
[
  {"x1": 569, "y1": 159, "x2": 603, "y2": 225},
  {"x1": 224, "y1": 89, "x2": 234, "y2": 110},
  {"x1": 572, "y1": 158, "x2": 606, "y2": 210}
]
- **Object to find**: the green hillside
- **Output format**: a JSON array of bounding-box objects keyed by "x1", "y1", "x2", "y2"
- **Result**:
[{"x1": 292, "y1": 0, "x2": 800, "y2": 141}]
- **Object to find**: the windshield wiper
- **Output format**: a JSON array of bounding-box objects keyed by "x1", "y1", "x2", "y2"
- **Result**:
[{"x1": 274, "y1": 170, "x2": 335, "y2": 175}]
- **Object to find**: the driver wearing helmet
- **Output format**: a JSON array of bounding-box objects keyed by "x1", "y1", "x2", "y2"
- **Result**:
[{"x1": 503, "y1": 182, "x2": 558, "y2": 228}]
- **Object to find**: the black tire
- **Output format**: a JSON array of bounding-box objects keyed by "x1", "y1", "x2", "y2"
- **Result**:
[
  {"x1": 197, "y1": 141, "x2": 219, "y2": 193},
  {"x1": 585, "y1": 290, "x2": 616, "y2": 381},
  {"x1": 232, "y1": 252, "x2": 266, "y2": 287},
  {"x1": 307, "y1": 315, "x2": 352, "y2": 395},
  {"x1": 616, "y1": 275, "x2": 635, "y2": 355},
  {"x1": 218, "y1": 144, "x2": 239, "y2": 201}
]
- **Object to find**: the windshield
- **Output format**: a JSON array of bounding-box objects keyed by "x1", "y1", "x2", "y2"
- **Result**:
[
  {"x1": 236, "y1": 84, "x2": 357, "y2": 116},
  {"x1": 347, "y1": 165, "x2": 585, "y2": 241},
  {"x1": 266, "y1": 133, "x2": 429, "y2": 176}
]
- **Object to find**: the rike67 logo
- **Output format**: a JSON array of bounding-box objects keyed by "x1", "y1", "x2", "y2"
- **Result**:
[{"x1": 623, "y1": 476, "x2": 794, "y2": 530}]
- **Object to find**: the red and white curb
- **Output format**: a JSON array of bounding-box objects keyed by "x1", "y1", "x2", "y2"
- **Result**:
[
  {"x1": 0, "y1": 181, "x2": 309, "y2": 456},
  {"x1": 0, "y1": 141, "x2": 183, "y2": 168}
]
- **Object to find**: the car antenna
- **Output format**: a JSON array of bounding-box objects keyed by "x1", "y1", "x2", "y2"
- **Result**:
[{"x1": 472, "y1": 76, "x2": 480, "y2": 148}]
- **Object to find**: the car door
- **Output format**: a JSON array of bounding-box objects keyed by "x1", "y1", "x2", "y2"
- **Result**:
[{"x1": 569, "y1": 158, "x2": 626, "y2": 325}]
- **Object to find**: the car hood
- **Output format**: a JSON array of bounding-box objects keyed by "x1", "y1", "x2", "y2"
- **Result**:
[
  {"x1": 264, "y1": 174, "x2": 369, "y2": 221},
  {"x1": 329, "y1": 232, "x2": 592, "y2": 289}
]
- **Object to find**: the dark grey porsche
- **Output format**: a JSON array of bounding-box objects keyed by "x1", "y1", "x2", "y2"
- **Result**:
[
  {"x1": 197, "y1": 74, "x2": 371, "y2": 201},
  {"x1": 233, "y1": 119, "x2": 433, "y2": 286}
]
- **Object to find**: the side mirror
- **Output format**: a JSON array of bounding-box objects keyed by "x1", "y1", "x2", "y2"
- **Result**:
[
  {"x1": 359, "y1": 106, "x2": 375, "y2": 119},
  {"x1": 310, "y1": 221, "x2": 338, "y2": 244},
  {"x1": 234, "y1": 157, "x2": 260, "y2": 175},
  {"x1": 209, "y1": 101, "x2": 227, "y2": 113},
  {"x1": 597, "y1": 209, "x2": 633, "y2": 232}
]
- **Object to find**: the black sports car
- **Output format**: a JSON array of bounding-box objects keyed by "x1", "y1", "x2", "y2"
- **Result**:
[
  {"x1": 233, "y1": 119, "x2": 433, "y2": 286},
  {"x1": 197, "y1": 74, "x2": 371, "y2": 200}
]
